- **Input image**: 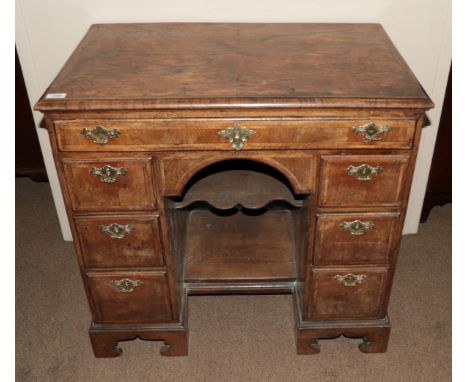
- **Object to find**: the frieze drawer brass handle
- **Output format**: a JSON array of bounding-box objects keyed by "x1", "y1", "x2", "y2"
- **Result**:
[
  {"x1": 340, "y1": 220, "x2": 375, "y2": 235},
  {"x1": 110, "y1": 278, "x2": 144, "y2": 293},
  {"x1": 334, "y1": 273, "x2": 367, "y2": 287},
  {"x1": 346, "y1": 163, "x2": 383, "y2": 181},
  {"x1": 218, "y1": 123, "x2": 256, "y2": 151},
  {"x1": 352, "y1": 122, "x2": 391, "y2": 142},
  {"x1": 81, "y1": 125, "x2": 121, "y2": 145},
  {"x1": 89, "y1": 165, "x2": 128, "y2": 183},
  {"x1": 99, "y1": 223, "x2": 134, "y2": 239}
]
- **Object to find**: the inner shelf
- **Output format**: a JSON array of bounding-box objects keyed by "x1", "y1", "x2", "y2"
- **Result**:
[
  {"x1": 184, "y1": 208, "x2": 297, "y2": 282},
  {"x1": 175, "y1": 169, "x2": 302, "y2": 210}
]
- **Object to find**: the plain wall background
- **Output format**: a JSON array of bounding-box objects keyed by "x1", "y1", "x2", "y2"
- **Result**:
[{"x1": 16, "y1": 0, "x2": 451, "y2": 241}]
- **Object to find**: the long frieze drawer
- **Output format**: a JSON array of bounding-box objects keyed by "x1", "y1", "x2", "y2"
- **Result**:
[
  {"x1": 306, "y1": 267, "x2": 388, "y2": 320},
  {"x1": 54, "y1": 118, "x2": 416, "y2": 151},
  {"x1": 318, "y1": 155, "x2": 410, "y2": 207},
  {"x1": 75, "y1": 215, "x2": 165, "y2": 269},
  {"x1": 61, "y1": 157, "x2": 156, "y2": 211},
  {"x1": 313, "y1": 213, "x2": 400, "y2": 265},
  {"x1": 86, "y1": 271, "x2": 173, "y2": 324}
]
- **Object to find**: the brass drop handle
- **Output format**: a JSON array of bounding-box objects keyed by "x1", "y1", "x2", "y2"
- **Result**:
[
  {"x1": 346, "y1": 164, "x2": 383, "y2": 181},
  {"x1": 89, "y1": 165, "x2": 128, "y2": 183},
  {"x1": 99, "y1": 223, "x2": 134, "y2": 239},
  {"x1": 81, "y1": 125, "x2": 120, "y2": 145},
  {"x1": 218, "y1": 123, "x2": 256, "y2": 151},
  {"x1": 110, "y1": 278, "x2": 144, "y2": 293},
  {"x1": 352, "y1": 122, "x2": 391, "y2": 142},
  {"x1": 340, "y1": 220, "x2": 375, "y2": 235},
  {"x1": 334, "y1": 273, "x2": 367, "y2": 287}
]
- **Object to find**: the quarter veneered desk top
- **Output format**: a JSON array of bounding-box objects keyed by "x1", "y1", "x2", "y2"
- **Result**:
[{"x1": 36, "y1": 23, "x2": 432, "y2": 111}]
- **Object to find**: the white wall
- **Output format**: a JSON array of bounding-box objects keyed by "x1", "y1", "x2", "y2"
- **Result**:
[{"x1": 16, "y1": 0, "x2": 451, "y2": 241}]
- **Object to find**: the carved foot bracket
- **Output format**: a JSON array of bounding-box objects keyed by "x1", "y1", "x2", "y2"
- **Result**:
[
  {"x1": 89, "y1": 326, "x2": 188, "y2": 358},
  {"x1": 295, "y1": 321, "x2": 390, "y2": 354}
]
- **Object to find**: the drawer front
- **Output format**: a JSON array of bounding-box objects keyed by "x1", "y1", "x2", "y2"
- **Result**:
[
  {"x1": 62, "y1": 157, "x2": 156, "y2": 211},
  {"x1": 313, "y1": 213, "x2": 400, "y2": 265},
  {"x1": 55, "y1": 118, "x2": 416, "y2": 151},
  {"x1": 307, "y1": 267, "x2": 388, "y2": 320},
  {"x1": 319, "y1": 155, "x2": 410, "y2": 207},
  {"x1": 75, "y1": 215, "x2": 164, "y2": 269},
  {"x1": 86, "y1": 271, "x2": 173, "y2": 324}
]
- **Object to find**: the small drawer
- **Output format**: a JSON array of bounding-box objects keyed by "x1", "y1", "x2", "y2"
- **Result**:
[
  {"x1": 86, "y1": 271, "x2": 173, "y2": 324},
  {"x1": 62, "y1": 157, "x2": 156, "y2": 211},
  {"x1": 306, "y1": 267, "x2": 388, "y2": 320},
  {"x1": 75, "y1": 214, "x2": 165, "y2": 269},
  {"x1": 313, "y1": 213, "x2": 400, "y2": 265},
  {"x1": 318, "y1": 155, "x2": 410, "y2": 207},
  {"x1": 54, "y1": 118, "x2": 416, "y2": 152}
]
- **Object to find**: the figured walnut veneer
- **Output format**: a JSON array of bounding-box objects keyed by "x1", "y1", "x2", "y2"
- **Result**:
[{"x1": 35, "y1": 23, "x2": 433, "y2": 357}]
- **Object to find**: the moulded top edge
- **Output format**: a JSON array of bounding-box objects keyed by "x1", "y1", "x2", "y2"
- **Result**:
[{"x1": 34, "y1": 96, "x2": 434, "y2": 113}]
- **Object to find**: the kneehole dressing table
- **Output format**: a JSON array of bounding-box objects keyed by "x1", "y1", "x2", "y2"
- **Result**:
[{"x1": 35, "y1": 23, "x2": 433, "y2": 357}]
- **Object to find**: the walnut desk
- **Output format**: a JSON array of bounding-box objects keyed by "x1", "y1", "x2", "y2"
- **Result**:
[{"x1": 35, "y1": 23, "x2": 433, "y2": 357}]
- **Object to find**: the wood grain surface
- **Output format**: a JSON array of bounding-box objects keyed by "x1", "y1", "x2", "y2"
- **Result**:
[
  {"x1": 54, "y1": 118, "x2": 417, "y2": 151},
  {"x1": 35, "y1": 23, "x2": 433, "y2": 111}
]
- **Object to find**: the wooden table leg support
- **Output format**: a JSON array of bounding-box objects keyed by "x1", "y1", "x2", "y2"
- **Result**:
[
  {"x1": 89, "y1": 326, "x2": 188, "y2": 358},
  {"x1": 296, "y1": 319, "x2": 391, "y2": 354}
]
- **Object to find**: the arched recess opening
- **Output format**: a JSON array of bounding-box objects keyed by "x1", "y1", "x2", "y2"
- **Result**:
[{"x1": 165, "y1": 159, "x2": 310, "y2": 291}]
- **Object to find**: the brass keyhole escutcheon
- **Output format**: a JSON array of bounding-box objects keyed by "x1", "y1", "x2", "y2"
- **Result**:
[
  {"x1": 89, "y1": 165, "x2": 128, "y2": 183},
  {"x1": 81, "y1": 125, "x2": 121, "y2": 145},
  {"x1": 218, "y1": 124, "x2": 256, "y2": 151},
  {"x1": 352, "y1": 122, "x2": 391, "y2": 142},
  {"x1": 340, "y1": 220, "x2": 375, "y2": 235},
  {"x1": 346, "y1": 164, "x2": 383, "y2": 181},
  {"x1": 99, "y1": 223, "x2": 134, "y2": 239},
  {"x1": 334, "y1": 273, "x2": 367, "y2": 287},
  {"x1": 110, "y1": 279, "x2": 144, "y2": 293}
]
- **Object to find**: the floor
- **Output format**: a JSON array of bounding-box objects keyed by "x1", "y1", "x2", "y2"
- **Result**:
[{"x1": 15, "y1": 178, "x2": 451, "y2": 381}]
